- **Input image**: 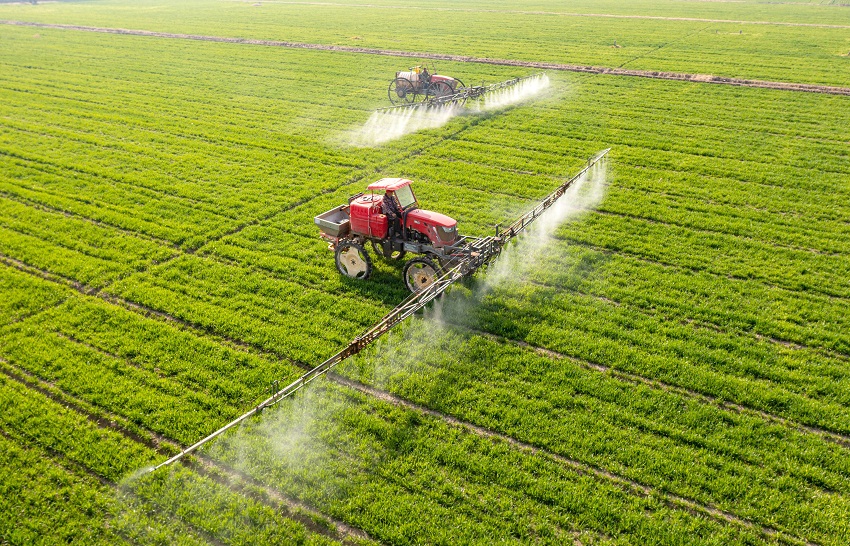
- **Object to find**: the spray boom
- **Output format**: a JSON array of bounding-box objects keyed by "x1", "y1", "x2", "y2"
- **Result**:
[{"x1": 150, "y1": 148, "x2": 610, "y2": 472}]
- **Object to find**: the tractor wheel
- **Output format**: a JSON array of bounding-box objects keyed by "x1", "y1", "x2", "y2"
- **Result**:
[
  {"x1": 403, "y1": 256, "x2": 441, "y2": 293},
  {"x1": 371, "y1": 241, "x2": 406, "y2": 261},
  {"x1": 388, "y1": 77, "x2": 415, "y2": 105},
  {"x1": 335, "y1": 242, "x2": 372, "y2": 280},
  {"x1": 428, "y1": 81, "x2": 454, "y2": 99}
]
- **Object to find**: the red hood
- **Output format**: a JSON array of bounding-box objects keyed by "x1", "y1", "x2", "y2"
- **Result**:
[
  {"x1": 430, "y1": 75, "x2": 457, "y2": 85},
  {"x1": 406, "y1": 209, "x2": 457, "y2": 228}
]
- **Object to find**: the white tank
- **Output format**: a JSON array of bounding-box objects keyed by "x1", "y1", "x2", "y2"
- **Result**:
[{"x1": 397, "y1": 71, "x2": 419, "y2": 82}]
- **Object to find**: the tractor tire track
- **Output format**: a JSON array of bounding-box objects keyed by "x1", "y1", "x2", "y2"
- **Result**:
[
  {"x1": 3, "y1": 20, "x2": 849, "y2": 96},
  {"x1": 235, "y1": 1, "x2": 850, "y2": 29},
  {"x1": 0, "y1": 252, "x2": 827, "y2": 544},
  {"x1": 329, "y1": 374, "x2": 815, "y2": 546},
  {"x1": 0, "y1": 425, "x2": 230, "y2": 546},
  {"x1": 446, "y1": 321, "x2": 850, "y2": 450},
  {"x1": 6, "y1": 244, "x2": 848, "y2": 446},
  {"x1": 0, "y1": 357, "x2": 375, "y2": 546}
]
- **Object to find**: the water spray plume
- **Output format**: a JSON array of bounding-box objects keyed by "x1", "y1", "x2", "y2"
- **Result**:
[
  {"x1": 351, "y1": 103, "x2": 460, "y2": 146},
  {"x1": 146, "y1": 149, "x2": 610, "y2": 474},
  {"x1": 350, "y1": 74, "x2": 550, "y2": 146},
  {"x1": 484, "y1": 157, "x2": 609, "y2": 290},
  {"x1": 481, "y1": 73, "x2": 551, "y2": 111}
]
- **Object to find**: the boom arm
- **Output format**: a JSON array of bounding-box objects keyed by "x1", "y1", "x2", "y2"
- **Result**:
[{"x1": 151, "y1": 148, "x2": 610, "y2": 472}]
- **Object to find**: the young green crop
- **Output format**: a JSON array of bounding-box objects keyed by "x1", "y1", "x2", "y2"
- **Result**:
[{"x1": 1, "y1": 4, "x2": 849, "y2": 544}]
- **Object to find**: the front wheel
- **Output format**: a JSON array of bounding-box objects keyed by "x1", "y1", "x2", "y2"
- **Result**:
[
  {"x1": 403, "y1": 256, "x2": 441, "y2": 293},
  {"x1": 335, "y1": 242, "x2": 372, "y2": 279},
  {"x1": 428, "y1": 81, "x2": 454, "y2": 99}
]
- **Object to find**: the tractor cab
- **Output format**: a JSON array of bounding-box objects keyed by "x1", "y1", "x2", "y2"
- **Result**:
[
  {"x1": 365, "y1": 178, "x2": 458, "y2": 247},
  {"x1": 366, "y1": 177, "x2": 418, "y2": 212}
]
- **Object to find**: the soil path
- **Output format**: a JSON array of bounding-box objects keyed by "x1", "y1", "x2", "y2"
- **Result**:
[
  {"x1": 239, "y1": 1, "x2": 850, "y2": 30},
  {"x1": 4, "y1": 20, "x2": 850, "y2": 96}
]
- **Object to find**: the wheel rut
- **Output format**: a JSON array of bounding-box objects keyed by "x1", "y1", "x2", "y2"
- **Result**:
[
  {"x1": 0, "y1": 237, "x2": 833, "y2": 545},
  {"x1": 329, "y1": 374, "x2": 816, "y2": 546},
  {"x1": 0, "y1": 357, "x2": 376, "y2": 546},
  {"x1": 3, "y1": 20, "x2": 849, "y2": 96}
]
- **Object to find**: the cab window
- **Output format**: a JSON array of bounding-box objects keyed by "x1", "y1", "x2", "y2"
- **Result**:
[{"x1": 395, "y1": 185, "x2": 417, "y2": 209}]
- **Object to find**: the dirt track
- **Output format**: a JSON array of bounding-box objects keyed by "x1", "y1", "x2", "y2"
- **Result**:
[
  {"x1": 239, "y1": 1, "x2": 850, "y2": 30},
  {"x1": 4, "y1": 20, "x2": 850, "y2": 96}
]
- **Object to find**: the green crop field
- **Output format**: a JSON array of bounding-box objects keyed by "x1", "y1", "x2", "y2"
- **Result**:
[{"x1": 1, "y1": 0, "x2": 849, "y2": 544}]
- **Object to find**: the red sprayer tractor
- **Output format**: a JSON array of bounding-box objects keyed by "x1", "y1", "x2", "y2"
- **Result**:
[
  {"x1": 384, "y1": 66, "x2": 546, "y2": 112},
  {"x1": 314, "y1": 178, "x2": 463, "y2": 293},
  {"x1": 315, "y1": 148, "x2": 610, "y2": 294},
  {"x1": 388, "y1": 66, "x2": 463, "y2": 105}
]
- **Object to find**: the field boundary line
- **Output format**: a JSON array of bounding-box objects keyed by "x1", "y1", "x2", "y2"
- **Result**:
[
  {"x1": 594, "y1": 208, "x2": 841, "y2": 258},
  {"x1": 0, "y1": 424, "x2": 231, "y2": 546},
  {"x1": 0, "y1": 253, "x2": 824, "y2": 544},
  {"x1": 230, "y1": 1, "x2": 850, "y2": 29},
  {"x1": 449, "y1": 322, "x2": 850, "y2": 449},
  {"x1": 559, "y1": 236, "x2": 850, "y2": 308},
  {"x1": 0, "y1": 356, "x2": 377, "y2": 546},
  {"x1": 2, "y1": 20, "x2": 849, "y2": 96},
  {"x1": 329, "y1": 373, "x2": 815, "y2": 546}
]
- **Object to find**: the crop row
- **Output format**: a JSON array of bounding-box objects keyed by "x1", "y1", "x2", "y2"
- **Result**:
[
  {"x1": 69, "y1": 225, "x2": 850, "y2": 544},
  {"x1": 0, "y1": 261, "x2": 70, "y2": 327},
  {"x1": 0, "y1": 432, "x2": 202, "y2": 546},
  {"x1": 6, "y1": 254, "x2": 835, "y2": 540},
  {"x1": 0, "y1": 289, "x2": 305, "y2": 444},
  {"x1": 205, "y1": 380, "x2": 771, "y2": 545},
  {"x1": 560, "y1": 210, "x2": 850, "y2": 299},
  {"x1": 0, "y1": 372, "x2": 343, "y2": 545},
  {"x1": 0, "y1": 194, "x2": 173, "y2": 288},
  {"x1": 449, "y1": 264, "x2": 850, "y2": 432},
  {"x1": 105, "y1": 254, "x2": 395, "y2": 365},
  {"x1": 532, "y1": 239, "x2": 849, "y2": 358},
  {"x1": 0, "y1": 265, "x2": 777, "y2": 544},
  {"x1": 2, "y1": 17, "x2": 849, "y2": 544},
  {"x1": 458, "y1": 122, "x2": 850, "y2": 195},
  {"x1": 338, "y1": 310, "x2": 850, "y2": 544},
  {"x1": 2, "y1": 0, "x2": 848, "y2": 85}
]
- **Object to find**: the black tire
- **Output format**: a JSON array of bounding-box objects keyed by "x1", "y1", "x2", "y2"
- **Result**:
[
  {"x1": 388, "y1": 77, "x2": 415, "y2": 105},
  {"x1": 335, "y1": 242, "x2": 372, "y2": 280},
  {"x1": 403, "y1": 256, "x2": 441, "y2": 293},
  {"x1": 371, "y1": 241, "x2": 406, "y2": 261}
]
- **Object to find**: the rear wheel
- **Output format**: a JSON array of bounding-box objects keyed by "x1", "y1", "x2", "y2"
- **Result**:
[
  {"x1": 403, "y1": 256, "x2": 441, "y2": 293},
  {"x1": 388, "y1": 77, "x2": 415, "y2": 105},
  {"x1": 335, "y1": 242, "x2": 372, "y2": 280}
]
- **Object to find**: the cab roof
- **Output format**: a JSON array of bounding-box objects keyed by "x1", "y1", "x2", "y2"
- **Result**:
[{"x1": 367, "y1": 178, "x2": 412, "y2": 192}]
